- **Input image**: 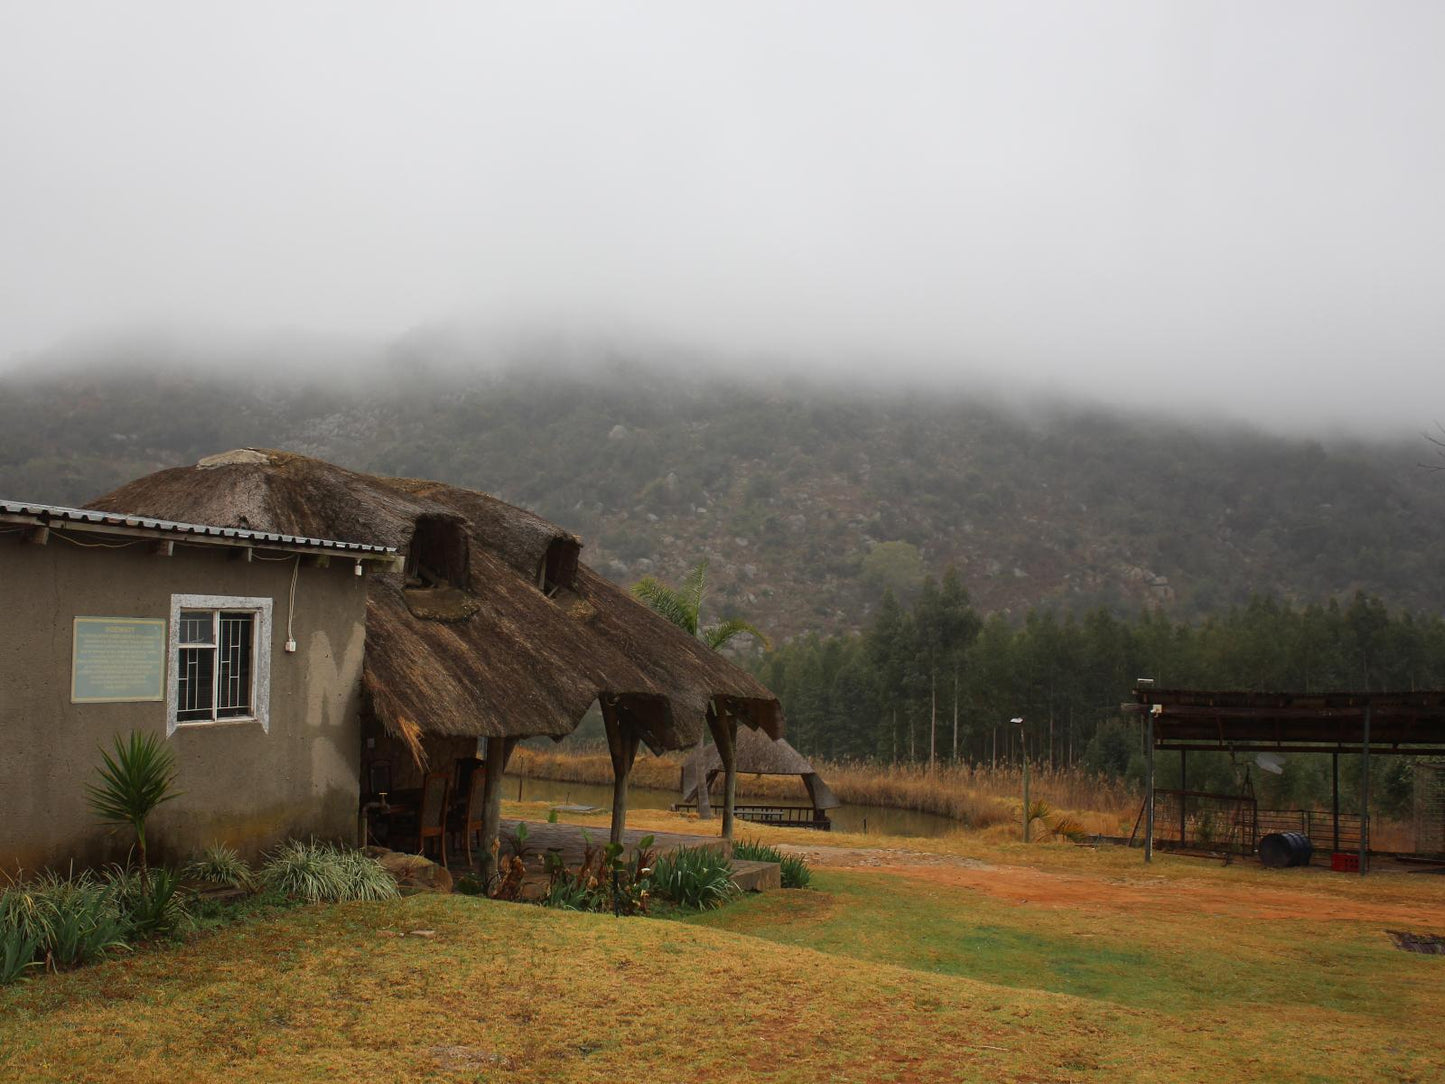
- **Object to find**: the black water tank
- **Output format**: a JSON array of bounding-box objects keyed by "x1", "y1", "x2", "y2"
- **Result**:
[{"x1": 1259, "y1": 831, "x2": 1313, "y2": 868}]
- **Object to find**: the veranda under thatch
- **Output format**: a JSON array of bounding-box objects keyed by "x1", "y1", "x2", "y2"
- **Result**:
[
  {"x1": 89, "y1": 449, "x2": 784, "y2": 872},
  {"x1": 679, "y1": 727, "x2": 840, "y2": 829}
]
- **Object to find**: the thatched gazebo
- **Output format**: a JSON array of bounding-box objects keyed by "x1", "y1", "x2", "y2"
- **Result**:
[
  {"x1": 679, "y1": 727, "x2": 840, "y2": 830},
  {"x1": 89, "y1": 449, "x2": 782, "y2": 877}
]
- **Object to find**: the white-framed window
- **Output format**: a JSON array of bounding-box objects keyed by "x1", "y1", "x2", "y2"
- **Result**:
[{"x1": 167, "y1": 594, "x2": 272, "y2": 734}]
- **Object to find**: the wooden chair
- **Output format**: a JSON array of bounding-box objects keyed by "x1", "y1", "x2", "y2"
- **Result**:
[
  {"x1": 418, "y1": 771, "x2": 450, "y2": 866},
  {"x1": 459, "y1": 763, "x2": 488, "y2": 865}
]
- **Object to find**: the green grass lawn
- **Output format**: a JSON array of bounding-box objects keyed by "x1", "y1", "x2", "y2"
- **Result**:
[
  {"x1": 4, "y1": 829, "x2": 1444, "y2": 1082},
  {"x1": 682, "y1": 868, "x2": 1416, "y2": 1019}
]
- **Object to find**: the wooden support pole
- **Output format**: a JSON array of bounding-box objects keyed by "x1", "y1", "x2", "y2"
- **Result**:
[
  {"x1": 1179, "y1": 749, "x2": 1187, "y2": 848},
  {"x1": 1332, "y1": 752, "x2": 1340, "y2": 853},
  {"x1": 477, "y1": 735, "x2": 517, "y2": 889},
  {"x1": 1144, "y1": 709, "x2": 1155, "y2": 864},
  {"x1": 708, "y1": 708, "x2": 739, "y2": 842},
  {"x1": 694, "y1": 736, "x2": 712, "y2": 820},
  {"x1": 603, "y1": 700, "x2": 640, "y2": 846}
]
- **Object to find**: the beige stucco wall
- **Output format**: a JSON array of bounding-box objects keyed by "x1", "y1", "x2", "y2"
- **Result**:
[{"x1": 0, "y1": 536, "x2": 369, "y2": 874}]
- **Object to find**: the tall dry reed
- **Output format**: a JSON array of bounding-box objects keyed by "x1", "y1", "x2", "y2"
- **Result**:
[{"x1": 508, "y1": 745, "x2": 1138, "y2": 830}]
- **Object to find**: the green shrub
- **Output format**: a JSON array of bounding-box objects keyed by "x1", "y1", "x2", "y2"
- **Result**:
[
  {"x1": 649, "y1": 846, "x2": 738, "y2": 911},
  {"x1": 453, "y1": 874, "x2": 486, "y2": 897},
  {"x1": 182, "y1": 844, "x2": 254, "y2": 891},
  {"x1": 0, "y1": 925, "x2": 39, "y2": 985},
  {"x1": 539, "y1": 833, "x2": 655, "y2": 914},
  {"x1": 1, "y1": 870, "x2": 131, "y2": 973},
  {"x1": 731, "y1": 838, "x2": 811, "y2": 889},
  {"x1": 259, "y1": 840, "x2": 399, "y2": 903},
  {"x1": 105, "y1": 865, "x2": 189, "y2": 939}
]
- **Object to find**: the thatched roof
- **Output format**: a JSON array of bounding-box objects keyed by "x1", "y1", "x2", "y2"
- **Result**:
[
  {"x1": 88, "y1": 449, "x2": 781, "y2": 751},
  {"x1": 680, "y1": 728, "x2": 840, "y2": 809}
]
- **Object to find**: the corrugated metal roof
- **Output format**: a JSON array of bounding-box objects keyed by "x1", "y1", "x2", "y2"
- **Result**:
[{"x1": 0, "y1": 499, "x2": 395, "y2": 555}]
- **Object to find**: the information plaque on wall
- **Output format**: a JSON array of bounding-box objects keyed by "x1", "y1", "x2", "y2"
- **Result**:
[{"x1": 71, "y1": 617, "x2": 167, "y2": 703}]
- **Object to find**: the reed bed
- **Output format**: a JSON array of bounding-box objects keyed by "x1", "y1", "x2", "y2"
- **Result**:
[{"x1": 509, "y1": 744, "x2": 1137, "y2": 831}]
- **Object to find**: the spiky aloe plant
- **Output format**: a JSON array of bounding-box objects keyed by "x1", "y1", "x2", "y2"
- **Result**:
[{"x1": 85, "y1": 731, "x2": 181, "y2": 875}]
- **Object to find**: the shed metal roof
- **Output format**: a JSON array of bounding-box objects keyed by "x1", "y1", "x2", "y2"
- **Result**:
[
  {"x1": 1127, "y1": 687, "x2": 1445, "y2": 754},
  {"x1": 0, "y1": 499, "x2": 396, "y2": 557}
]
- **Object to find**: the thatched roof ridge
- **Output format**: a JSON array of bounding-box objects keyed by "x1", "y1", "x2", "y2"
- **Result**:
[
  {"x1": 385, "y1": 477, "x2": 577, "y2": 583},
  {"x1": 87, "y1": 449, "x2": 782, "y2": 750},
  {"x1": 680, "y1": 728, "x2": 839, "y2": 809},
  {"x1": 87, "y1": 449, "x2": 459, "y2": 552}
]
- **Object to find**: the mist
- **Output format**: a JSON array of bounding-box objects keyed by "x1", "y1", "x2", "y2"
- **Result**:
[{"x1": 3, "y1": 2, "x2": 1443, "y2": 433}]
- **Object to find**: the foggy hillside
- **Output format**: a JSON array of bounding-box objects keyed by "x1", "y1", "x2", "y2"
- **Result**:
[{"x1": 3, "y1": 356, "x2": 1442, "y2": 639}]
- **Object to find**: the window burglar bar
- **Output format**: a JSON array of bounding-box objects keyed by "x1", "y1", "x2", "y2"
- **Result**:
[{"x1": 177, "y1": 609, "x2": 255, "y2": 722}]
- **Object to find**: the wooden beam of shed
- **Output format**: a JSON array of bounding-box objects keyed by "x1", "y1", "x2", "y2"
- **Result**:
[{"x1": 23, "y1": 525, "x2": 48, "y2": 545}]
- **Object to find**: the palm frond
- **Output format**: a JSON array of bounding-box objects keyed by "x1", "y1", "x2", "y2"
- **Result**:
[
  {"x1": 703, "y1": 618, "x2": 770, "y2": 651},
  {"x1": 680, "y1": 560, "x2": 709, "y2": 617},
  {"x1": 631, "y1": 577, "x2": 698, "y2": 635}
]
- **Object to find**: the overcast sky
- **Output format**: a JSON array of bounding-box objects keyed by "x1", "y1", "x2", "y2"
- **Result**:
[{"x1": 2, "y1": 3, "x2": 1443, "y2": 430}]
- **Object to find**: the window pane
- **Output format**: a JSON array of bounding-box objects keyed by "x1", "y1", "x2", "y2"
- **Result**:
[
  {"x1": 177, "y1": 645, "x2": 215, "y2": 721},
  {"x1": 179, "y1": 610, "x2": 214, "y2": 646},
  {"x1": 216, "y1": 611, "x2": 254, "y2": 717}
]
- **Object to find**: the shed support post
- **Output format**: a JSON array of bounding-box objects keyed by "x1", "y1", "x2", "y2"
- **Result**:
[
  {"x1": 603, "y1": 700, "x2": 640, "y2": 847},
  {"x1": 694, "y1": 738, "x2": 712, "y2": 820},
  {"x1": 1332, "y1": 752, "x2": 1340, "y2": 853},
  {"x1": 802, "y1": 774, "x2": 826, "y2": 823},
  {"x1": 1179, "y1": 749, "x2": 1187, "y2": 848},
  {"x1": 1144, "y1": 710, "x2": 1155, "y2": 863},
  {"x1": 478, "y1": 735, "x2": 518, "y2": 890},
  {"x1": 708, "y1": 708, "x2": 739, "y2": 841},
  {"x1": 1360, "y1": 704, "x2": 1371, "y2": 877}
]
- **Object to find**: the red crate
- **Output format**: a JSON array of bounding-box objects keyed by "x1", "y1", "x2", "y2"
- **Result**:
[{"x1": 1331, "y1": 852, "x2": 1360, "y2": 872}]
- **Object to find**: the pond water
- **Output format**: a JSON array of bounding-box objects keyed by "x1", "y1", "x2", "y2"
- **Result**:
[{"x1": 503, "y1": 775, "x2": 964, "y2": 839}]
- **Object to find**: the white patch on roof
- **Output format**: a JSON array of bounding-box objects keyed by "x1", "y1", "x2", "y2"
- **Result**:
[{"x1": 198, "y1": 448, "x2": 273, "y2": 469}]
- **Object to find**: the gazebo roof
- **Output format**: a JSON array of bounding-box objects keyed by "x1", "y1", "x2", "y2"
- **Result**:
[{"x1": 680, "y1": 727, "x2": 840, "y2": 809}]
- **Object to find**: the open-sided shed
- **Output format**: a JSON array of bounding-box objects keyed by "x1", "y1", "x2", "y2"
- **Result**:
[
  {"x1": 678, "y1": 727, "x2": 840, "y2": 829},
  {"x1": 1128, "y1": 686, "x2": 1445, "y2": 874}
]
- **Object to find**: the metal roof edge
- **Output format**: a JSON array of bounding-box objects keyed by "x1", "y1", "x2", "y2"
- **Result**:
[{"x1": 0, "y1": 499, "x2": 398, "y2": 557}]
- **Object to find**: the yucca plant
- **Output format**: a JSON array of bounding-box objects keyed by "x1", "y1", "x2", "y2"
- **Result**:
[{"x1": 85, "y1": 731, "x2": 181, "y2": 875}]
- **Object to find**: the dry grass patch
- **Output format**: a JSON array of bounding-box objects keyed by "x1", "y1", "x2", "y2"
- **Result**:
[{"x1": 510, "y1": 745, "x2": 1134, "y2": 836}]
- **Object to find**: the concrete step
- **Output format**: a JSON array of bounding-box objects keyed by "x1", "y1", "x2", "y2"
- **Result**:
[{"x1": 731, "y1": 859, "x2": 782, "y2": 892}]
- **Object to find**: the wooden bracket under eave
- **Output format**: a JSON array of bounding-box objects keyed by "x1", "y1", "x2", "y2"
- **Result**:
[
  {"x1": 306, "y1": 553, "x2": 331, "y2": 568},
  {"x1": 23, "y1": 525, "x2": 48, "y2": 545},
  {"x1": 152, "y1": 540, "x2": 174, "y2": 557},
  {"x1": 228, "y1": 546, "x2": 254, "y2": 563}
]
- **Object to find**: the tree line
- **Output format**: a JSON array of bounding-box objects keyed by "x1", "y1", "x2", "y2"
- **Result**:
[{"x1": 752, "y1": 580, "x2": 1445, "y2": 806}]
